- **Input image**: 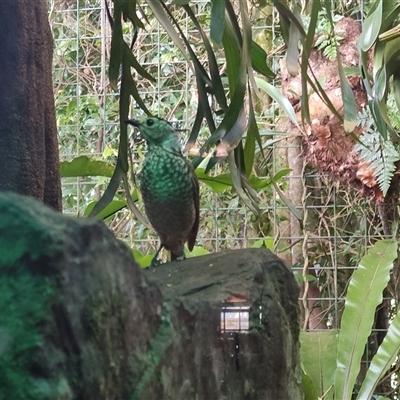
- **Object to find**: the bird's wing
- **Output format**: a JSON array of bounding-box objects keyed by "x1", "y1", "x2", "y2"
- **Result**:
[{"x1": 187, "y1": 163, "x2": 200, "y2": 252}]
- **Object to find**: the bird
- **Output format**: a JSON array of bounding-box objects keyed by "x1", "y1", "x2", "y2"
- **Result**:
[{"x1": 126, "y1": 116, "x2": 199, "y2": 266}]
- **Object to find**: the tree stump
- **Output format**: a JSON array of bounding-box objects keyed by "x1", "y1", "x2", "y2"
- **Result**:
[
  {"x1": 142, "y1": 249, "x2": 302, "y2": 400},
  {"x1": 0, "y1": 192, "x2": 302, "y2": 400}
]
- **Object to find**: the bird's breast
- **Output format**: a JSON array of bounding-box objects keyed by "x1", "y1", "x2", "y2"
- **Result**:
[{"x1": 139, "y1": 150, "x2": 193, "y2": 201}]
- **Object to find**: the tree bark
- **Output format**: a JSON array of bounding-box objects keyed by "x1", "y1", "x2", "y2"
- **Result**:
[
  {"x1": 0, "y1": 192, "x2": 303, "y2": 400},
  {"x1": 0, "y1": 0, "x2": 61, "y2": 210}
]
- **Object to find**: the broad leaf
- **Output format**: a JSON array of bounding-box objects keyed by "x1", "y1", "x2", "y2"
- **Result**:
[
  {"x1": 302, "y1": 370, "x2": 319, "y2": 400},
  {"x1": 360, "y1": 0, "x2": 383, "y2": 51},
  {"x1": 60, "y1": 156, "x2": 114, "y2": 178},
  {"x1": 334, "y1": 240, "x2": 398, "y2": 400},
  {"x1": 357, "y1": 309, "x2": 400, "y2": 399},
  {"x1": 300, "y1": 330, "x2": 338, "y2": 399}
]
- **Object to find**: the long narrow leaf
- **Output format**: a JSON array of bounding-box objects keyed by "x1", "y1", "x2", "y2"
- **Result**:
[
  {"x1": 339, "y1": 60, "x2": 358, "y2": 133},
  {"x1": 124, "y1": 43, "x2": 155, "y2": 82},
  {"x1": 210, "y1": 0, "x2": 225, "y2": 45},
  {"x1": 334, "y1": 240, "x2": 398, "y2": 400},
  {"x1": 88, "y1": 168, "x2": 123, "y2": 217},
  {"x1": 357, "y1": 309, "x2": 400, "y2": 399},
  {"x1": 251, "y1": 41, "x2": 275, "y2": 79},
  {"x1": 244, "y1": 97, "x2": 258, "y2": 177},
  {"x1": 183, "y1": 4, "x2": 227, "y2": 111},
  {"x1": 300, "y1": 0, "x2": 320, "y2": 124},
  {"x1": 273, "y1": 1, "x2": 306, "y2": 36},
  {"x1": 255, "y1": 77, "x2": 301, "y2": 130},
  {"x1": 90, "y1": 61, "x2": 131, "y2": 217},
  {"x1": 323, "y1": 0, "x2": 357, "y2": 132},
  {"x1": 227, "y1": 152, "x2": 259, "y2": 214},
  {"x1": 286, "y1": 5, "x2": 302, "y2": 76},
  {"x1": 201, "y1": 15, "x2": 247, "y2": 151},
  {"x1": 109, "y1": 2, "x2": 123, "y2": 90}
]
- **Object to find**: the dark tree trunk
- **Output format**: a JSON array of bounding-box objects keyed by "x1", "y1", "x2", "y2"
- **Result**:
[
  {"x1": 0, "y1": 192, "x2": 303, "y2": 400},
  {"x1": 0, "y1": 0, "x2": 61, "y2": 210}
]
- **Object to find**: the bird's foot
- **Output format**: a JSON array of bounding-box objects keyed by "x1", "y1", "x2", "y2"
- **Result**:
[
  {"x1": 150, "y1": 256, "x2": 162, "y2": 268},
  {"x1": 149, "y1": 244, "x2": 164, "y2": 268},
  {"x1": 175, "y1": 251, "x2": 186, "y2": 261}
]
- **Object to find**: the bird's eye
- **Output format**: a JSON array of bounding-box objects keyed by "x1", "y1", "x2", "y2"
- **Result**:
[{"x1": 146, "y1": 119, "x2": 154, "y2": 127}]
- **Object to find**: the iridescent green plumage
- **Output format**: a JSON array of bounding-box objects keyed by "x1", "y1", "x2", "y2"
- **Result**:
[{"x1": 126, "y1": 116, "x2": 199, "y2": 265}]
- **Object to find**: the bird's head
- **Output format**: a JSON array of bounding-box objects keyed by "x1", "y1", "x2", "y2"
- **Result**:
[{"x1": 126, "y1": 116, "x2": 181, "y2": 151}]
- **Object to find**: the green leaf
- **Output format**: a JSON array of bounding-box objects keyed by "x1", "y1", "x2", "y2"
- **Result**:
[
  {"x1": 247, "y1": 174, "x2": 272, "y2": 190},
  {"x1": 196, "y1": 169, "x2": 232, "y2": 193},
  {"x1": 286, "y1": 6, "x2": 302, "y2": 76},
  {"x1": 210, "y1": 0, "x2": 225, "y2": 45},
  {"x1": 300, "y1": 0, "x2": 320, "y2": 123},
  {"x1": 272, "y1": 168, "x2": 292, "y2": 181},
  {"x1": 109, "y1": 3, "x2": 123, "y2": 90},
  {"x1": 341, "y1": 72, "x2": 358, "y2": 133},
  {"x1": 222, "y1": 17, "x2": 241, "y2": 93},
  {"x1": 269, "y1": 170, "x2": 302, "y2": 222},
  {"x1": 228, "y1": 153, "x2": 259, "y2": 214},
  {"x1": 84, "y1": 200, "x2": 127, "y2": 219},
  {"x1": 370, "y1": 98, "x2": 388, "y2": 140},
  {"x1": 273, "y1": 1, "x2": 306, "y2": 37},
  {"x1": 201, "y1": 13, "x2": 248, "y2": 152},
  {"x1": 302, "y1": 369, "x2": 319, "y2": 400},
  {"x1": 393, "y1": 73, "x2": 400, "y2": 111},
  {"x1": 300, "y1": 331, "x2": 338, "y2": 399},
  {"x1": 60, "y1": 156, "x2": 115, "y2": 178},
  {"x1": 132, "y1": 250, "x2": 154, "y2": 268},
  {"x1": 375, "y1": 66, "x2": 387, "y2": 101},
  {"x1": 334, "y1": 240, "x2": 398, "y2": 400},
  {"x1": 255, "y1": 77, "x2": 301, "y2": 130},
  {"x1": 381, "y1": 2, "x2": 400, "y2": 33},
  {"x1": 244, "y1": 100, "x2": 258, "y2": 177},
  {"x1": 88, "y1": 168, "x2": 123, "y2": 217},
  {"x1": 125, "y1": 0, "x2": 145, "y2": 29},
  {"x1": 124, "y1": 44, "x2": 155, "y2": 82},
  {"x1": 361, "y1": 0, "x2": 383, "y2": 51},
  {"x1": 123, "y1": 62, "x2": 152, "y2": 115},
  {"x1": 320, "y1": 6, "x2": 357, "y2": 132},
  {"x1": 89, "y1": 74, "x2": 130, "y2": 218},
  {"x1": 251, "y1": 41, "x2": 275, "y2": 79},
  {"x1": 185, "y1": 245, "x2": 210, "y2": 258},
  {"x1": 357, "y1": 309, "x2": 400, "y2": 399}
]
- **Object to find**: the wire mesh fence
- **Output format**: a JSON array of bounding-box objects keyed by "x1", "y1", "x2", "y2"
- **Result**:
[
  {"x1": 50, "y1": 0, "x2": 285, "y2": 251},
  {"x1": 49, "y1": 2, "x2": 399, "y2": 394}
]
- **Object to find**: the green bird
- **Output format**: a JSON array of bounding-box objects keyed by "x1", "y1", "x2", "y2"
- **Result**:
[{"x1": 126, "y1": 116, "x2": 199, "y2": 265}]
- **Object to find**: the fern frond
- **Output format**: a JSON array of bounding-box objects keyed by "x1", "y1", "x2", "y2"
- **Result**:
[
  {"x1": 354, "y1": 129, "x2": 400, "y2": 196},
  {"x1": 356, "y1": 107, "x2": 373, "y2": 130}
]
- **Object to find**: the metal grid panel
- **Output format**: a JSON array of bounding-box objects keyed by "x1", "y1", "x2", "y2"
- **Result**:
[
  {"x1": 50, "y1": 0, "x2": 388, "y2": 329},
  {"x1": 49, "y1": 1, "x2": 400, "y2": 395}
]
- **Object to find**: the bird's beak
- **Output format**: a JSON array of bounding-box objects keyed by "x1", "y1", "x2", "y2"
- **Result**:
[{"x1": 125, "y1": 119, "x2": 140, "y2": 127}]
